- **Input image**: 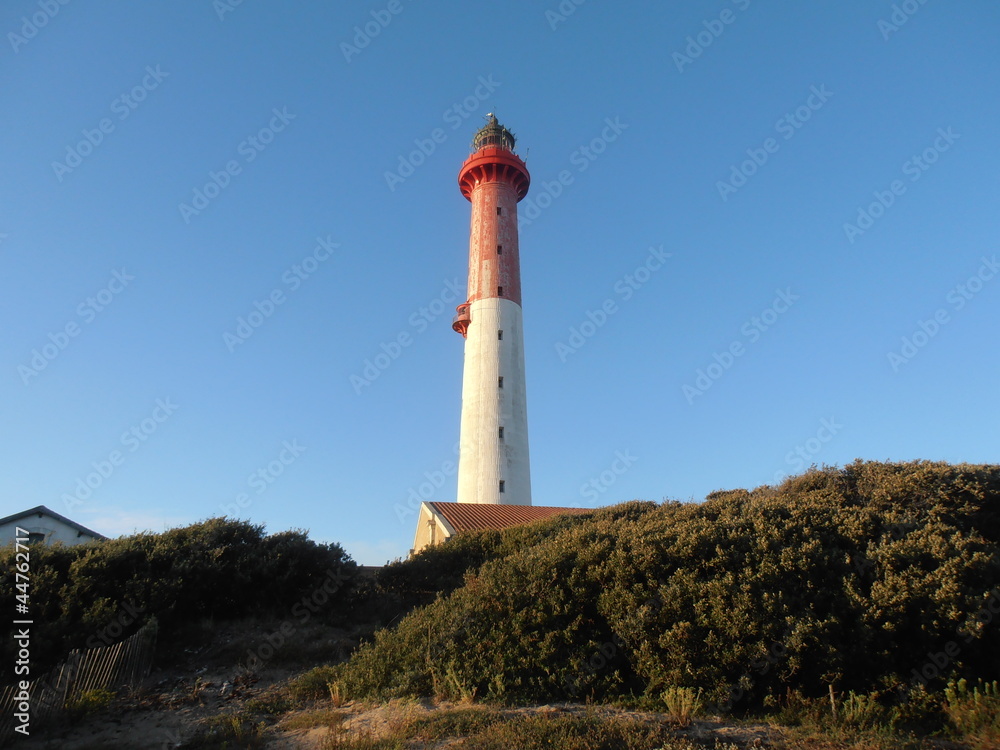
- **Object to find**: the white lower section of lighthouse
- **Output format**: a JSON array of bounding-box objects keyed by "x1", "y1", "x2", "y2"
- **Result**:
[{"x1": 456, "y1": 297, "x2": 532, "y2": 505}]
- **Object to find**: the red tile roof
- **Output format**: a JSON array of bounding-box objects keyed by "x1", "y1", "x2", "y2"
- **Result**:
[{"x1": 427, "y1": 502, "x2": 592, "y2": 534}]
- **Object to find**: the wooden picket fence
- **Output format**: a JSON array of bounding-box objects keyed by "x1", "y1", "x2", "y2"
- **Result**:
[{"x1": 0, "y1": 620, "x2": 157, "y2": 745}]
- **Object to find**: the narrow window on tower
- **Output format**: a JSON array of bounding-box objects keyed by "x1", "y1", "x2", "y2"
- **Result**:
[
  {"x1": 497, "y1": 206, "x2": 502, "y2": 215},
  {"x1": 498, "y1": 330, "x2": 503, "y2": 340},
  {"x1": 497, "y1": 244, "x2": 502, "y2": 255},
  {"x1": 499, "y1": 480, "x2": 505, "y2": 493},
  {"x1": 498, "y1": 376, "x2": 504, "y2": 388},
  {"x1": 498, "y1": 426, "x2": 504, "y2": 440},
  {"x1": 498, "y1": 286, "x2": 503, "y2": 296}
]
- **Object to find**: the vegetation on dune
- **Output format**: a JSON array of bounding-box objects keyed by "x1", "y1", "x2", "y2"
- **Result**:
[
  {"x1": 7, "y1": 460, "x2": 1000, "y2": 747},
  {"x1": 375, "y1": 509, "x2": 595, "y2": 610},
  {"x1": 0, "y1": 517, "x2": 357, "y2": 675},
  {"x1": 314, "y1": 460, "x2": 999, "y2": 738}
]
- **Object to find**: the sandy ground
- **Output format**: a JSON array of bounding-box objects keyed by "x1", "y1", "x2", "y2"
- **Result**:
[
  {"x1": 12, "y1": 686, "x2": 786, "y2": 749},
  {"x1": 11, "y1": 664, "x2": 281, "y2": 749},
  {"x1": 272, "y1": 700, "x2": 784, "y2": 749},
  {"x1": 9, "y1": 617, "x2": 350, "y2": 749},
  {"x1": 3, "y1": 619, "x2": 935, "y2": 749}
]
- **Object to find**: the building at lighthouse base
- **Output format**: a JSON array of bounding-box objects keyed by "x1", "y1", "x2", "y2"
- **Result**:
[{"x1": 411, "y1": 501, "x2": 592, "y2": 555}]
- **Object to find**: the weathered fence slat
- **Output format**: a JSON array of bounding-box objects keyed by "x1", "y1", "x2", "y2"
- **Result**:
[{"x1": 0, "y1": 620, "x2": 157, "y2": 746}]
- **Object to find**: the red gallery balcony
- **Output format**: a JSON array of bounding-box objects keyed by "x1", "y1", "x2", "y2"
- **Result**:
[{"x1": 452, "y1": 302, "x2": 471, "y2": 338}]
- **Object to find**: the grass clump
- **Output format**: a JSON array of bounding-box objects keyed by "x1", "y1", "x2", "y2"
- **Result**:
[
  {"x1": 409, "y1": 707, "x2": 507, "y2": 739},
  {"x1": 661, "y1": 686, "x2": 703, "y2": 727},
  {"x1": 243, "y1": 690, "x2": 294, "y2": 717},
  {"x1": 837, "y1": 690, "x2": 886, "y2": 731},
  {"x1": 181, "y1": 711, "x2": 268, "y2": 749},
  {"x1": 944, "y1": 678, "x2": 1000, "y2": 745},
  {"x1": 65, "y1": 688, "x2": 116, "y2": 719},
  {"x1": 318, "y1": 732, "x2": 404, "y2": 750},
  {"x1": 417, "y1": 712, "x2": 723, "y2": 750},
  {"x1": 280, "y1": 708, "x2": 345, "y2": 731},
  {"x1": 289, "y1": 664, "x2": 341, "y2": 700}
]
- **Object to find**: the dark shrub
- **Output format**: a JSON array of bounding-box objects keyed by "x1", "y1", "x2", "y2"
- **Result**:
[
  {"x1": 333, "y1": 461, "x2": 1000, "y2": 711},
  {"x1": 0, "y1": 518, "x2": 356, "y2": 676}
]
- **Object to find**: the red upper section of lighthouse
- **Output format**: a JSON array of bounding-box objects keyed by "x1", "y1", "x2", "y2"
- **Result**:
[
  {"x1": 454, "y1": 115, "x2": 529, "y2": 336},
  {"x1": 458, "y1": 114, "x2": 530, "y2": 201},
  {"x1": 459, "y1": 147, "x2": 530, "y2": 202}
]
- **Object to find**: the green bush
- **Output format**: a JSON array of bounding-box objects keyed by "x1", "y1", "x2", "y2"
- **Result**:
[
  {"x1": 333, "y1": 461, "x2": 1000, "y2": 714},
  {"x1": 0, "y1": 518, "x2": 357, "y2": 675},
  {"x1": 374, "y1": 509, "x2": 594, "y2": 608}
]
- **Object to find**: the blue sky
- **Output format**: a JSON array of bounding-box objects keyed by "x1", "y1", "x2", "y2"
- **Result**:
[{"x1": 2, "y1": 1, "x2": 998, "y2": 564}]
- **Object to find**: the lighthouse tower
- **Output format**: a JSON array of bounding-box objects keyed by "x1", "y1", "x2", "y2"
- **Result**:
[{"x1": 452, "y1": 114, "x2": 532, "y2": 506}]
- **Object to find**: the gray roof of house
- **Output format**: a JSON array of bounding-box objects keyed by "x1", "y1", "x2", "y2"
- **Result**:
[{"x1": 0, "y1": 505, "x2": 107, "y2": 540}]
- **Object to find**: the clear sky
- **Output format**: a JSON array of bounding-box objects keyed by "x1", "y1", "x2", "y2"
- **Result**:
[{"x1": 3, "y1": 1, "x2": 998, "y2": 564}]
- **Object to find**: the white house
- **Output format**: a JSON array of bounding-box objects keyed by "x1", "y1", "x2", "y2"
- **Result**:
[{"x1": 0, "y1": 505, "x2": 106, "y2": 546}]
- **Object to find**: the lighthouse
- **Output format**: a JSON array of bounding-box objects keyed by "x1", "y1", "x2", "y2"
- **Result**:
[{"x1": 452, "y1": 114, "x2": 532, "y2": 505}]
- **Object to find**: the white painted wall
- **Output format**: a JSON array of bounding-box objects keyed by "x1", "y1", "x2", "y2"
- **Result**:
[
  {"x1": 0, "y1": 514, "x2": 100, "y2": 546},
  {"x1": 456, "y1": 297, "x2": 532, "y2": 505},
  {"x1": 411, "y1": 502, "x2": 456, "y2": 555}
]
